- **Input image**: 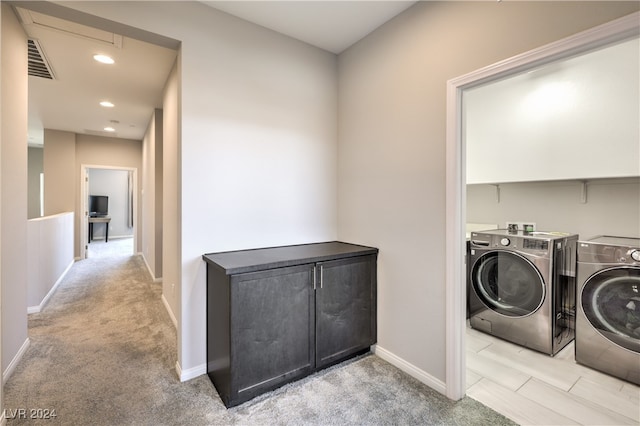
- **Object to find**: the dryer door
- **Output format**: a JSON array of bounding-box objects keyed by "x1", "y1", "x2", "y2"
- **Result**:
[
  {"x1": 582, "y1": 266, "x2": 640, "y2": 353},
  {"x1": 471, "y1": 250, "x2": 545, "y2": 317}
]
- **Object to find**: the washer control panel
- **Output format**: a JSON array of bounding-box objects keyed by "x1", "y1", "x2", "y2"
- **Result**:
[{"x1": 469, "y1": 230, "x2": 569, "y2": 256}]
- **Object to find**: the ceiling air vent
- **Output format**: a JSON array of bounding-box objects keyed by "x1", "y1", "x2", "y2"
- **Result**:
[{"x1": 27, "y1": 39, "x2": 55, "y2": 79}]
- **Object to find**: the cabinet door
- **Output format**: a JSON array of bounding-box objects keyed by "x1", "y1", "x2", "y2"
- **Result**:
[
  {"x1": 315, "y1": 255, "x2": 376, "y2": 369},
  {"x1": 230, "y1": 264, "x2": 315, "y2": 406}
]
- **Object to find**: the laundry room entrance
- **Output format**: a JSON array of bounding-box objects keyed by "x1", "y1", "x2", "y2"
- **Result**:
[{"x1": 444, "y1": 11, "x2": 640, "y2": 420}]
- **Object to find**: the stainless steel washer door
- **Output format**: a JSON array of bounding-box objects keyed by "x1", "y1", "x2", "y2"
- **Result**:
[
  {"x1": 471, "y1": 251, "x2": 545, "y2": 317},
  {"x1": 582, "y1": 267, "x2": 640, "y2": 353}
]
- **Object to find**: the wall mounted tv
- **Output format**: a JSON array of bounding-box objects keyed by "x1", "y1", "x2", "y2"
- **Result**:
[{"x1": 89, "y1": 195, "x2": 109, "y2": 217}]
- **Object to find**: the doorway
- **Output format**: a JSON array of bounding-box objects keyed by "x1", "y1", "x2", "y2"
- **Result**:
[
  {"x1": 445, "y1": 12, "x2": 639, "y2": 400},
  {"x1": 80, "y1": 165, "x2": 138, "y2": 260}
]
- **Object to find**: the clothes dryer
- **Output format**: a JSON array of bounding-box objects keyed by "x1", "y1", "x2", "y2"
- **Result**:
[
  {"x1": 468, "y1": 229, "x2": 577, "y2": 355},
  {"x1": 576, "y1": 236, "x2": 640, "y2": 385}
]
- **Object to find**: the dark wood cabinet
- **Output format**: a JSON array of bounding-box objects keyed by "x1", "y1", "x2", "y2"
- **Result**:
[
  {"x1": 315, "y1": 256, "x2": 376, "y2": 369},
  {"x1": 231, "y1": 264, "x2": 315, "y2": 403},
  {"x1": 203, "y1": 242, "x2": 377, "y2": 408}
]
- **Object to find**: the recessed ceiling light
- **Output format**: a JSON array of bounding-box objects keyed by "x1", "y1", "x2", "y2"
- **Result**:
[
  {"x1": 93, "y1": 54, "x2": 114, "y2": 64},
  {"x1": 104, "y1": 127, "x2": 116, "y2": 132},
  {"x1": 100, "y1": 101, "x2": 115, "y2": 108}
]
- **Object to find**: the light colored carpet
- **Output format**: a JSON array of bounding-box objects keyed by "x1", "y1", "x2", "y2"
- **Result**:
[
  {"x1": 4, "y1": 252, "x2": 515, "y2": 425},
  {"x1": 87, "y1": 236, "x2": 133, "y2": 258}
]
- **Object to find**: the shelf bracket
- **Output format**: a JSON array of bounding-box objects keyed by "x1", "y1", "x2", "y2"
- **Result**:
[{"x1": 580, "y1": 181, "x2": 588, "y2": 204}]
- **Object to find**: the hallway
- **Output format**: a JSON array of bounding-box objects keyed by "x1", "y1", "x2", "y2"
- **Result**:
[
  {"x1": 4, "y1": 253, "x2": 512, "y2": 425},
  {"x1": 3, "y1": 254, "x2": 185, "y2": 424}
]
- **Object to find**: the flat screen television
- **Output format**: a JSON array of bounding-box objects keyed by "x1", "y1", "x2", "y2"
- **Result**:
[{"x1": 89, "y1": 195, "x2": 109, "y2": 217}]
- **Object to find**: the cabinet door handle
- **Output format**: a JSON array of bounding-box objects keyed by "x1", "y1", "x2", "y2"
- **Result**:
[
  {"x1": 313, "y1": 266, "x2": 317, "y2": 290},
  {"x1": 320, "y1": 265, "x2": 323, "y2": 289}
]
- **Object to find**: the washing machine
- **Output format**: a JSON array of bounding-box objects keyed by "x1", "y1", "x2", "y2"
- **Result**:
[
  {"x1": 576, "y1": 236, "x2": 640, "y2": 385},
  {"x1": 468, "y1": 229, "x2": 578, "y2": 355}
]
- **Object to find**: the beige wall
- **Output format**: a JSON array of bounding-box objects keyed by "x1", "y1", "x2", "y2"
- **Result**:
[
  {"x1": 468, "y1": 179, "x2": 640, "y2": 239},
  {"x1": 43, "y1": 130, "x2": 142, "y2": 257},
  {"x1": 154, "y1": 111, "x2": 163, "y2": 281},
  {"x1": 28, "y1": 147, "x2": 44, "y2": 219},
  {"x1": 142, "y1": 109, "x2": 163, "y2": 281},
  {"x1": 337, "y1": 1, "x2": 639, "y2": 384},
  {"x1": 43, "y1": 129, "x2": 75, "y2": 216},
  {"x1": 1, "y1": 3, "x2": 29, "y2": 376},
  {"x1": 161, "y1": 61, "x2": 179, "y2": 322}
]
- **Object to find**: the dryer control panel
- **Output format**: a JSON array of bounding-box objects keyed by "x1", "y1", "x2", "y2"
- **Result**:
[{"x1": 578, "y1": 236, "x2": 640, "y2": 265}]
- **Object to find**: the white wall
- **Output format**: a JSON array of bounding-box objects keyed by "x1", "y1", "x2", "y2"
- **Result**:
[
  {"x1": 50, "y1": 1, "x2": 339, "y2": 377},
  {"x1": 27, "y1": 212, "x2": 74, "y2": 312},
  {"x1": 88, "y1": 169, "x2": 133, "y2": 240},
  {"x1": 465, "y1": 37, "x2": 639, "y2": 184},
  {"x1": 337, "y1": 1, "x2": 639, "y2": 386},
  {"x1": 1, "y1": 2, "x2": 29, "y2": 379},
  {"x1": 175, "y1": 5, "x2": 338, "y2": 376}
]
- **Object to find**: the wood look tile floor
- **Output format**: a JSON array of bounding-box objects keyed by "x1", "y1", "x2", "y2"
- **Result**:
[{"x1": 466, "y1": 327, "x2": 640, "y2": 426}]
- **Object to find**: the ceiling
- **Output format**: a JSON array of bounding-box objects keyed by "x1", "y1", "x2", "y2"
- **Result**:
[
  {"x1": 18, "y1": 6, "x2": 178, "y2": 146},
  {"x1": 204, "y1": 1, "x2": 416, "y2": 54},
  {"x1": 18, "y1": 1, "x2": 416, "y2": 147}
]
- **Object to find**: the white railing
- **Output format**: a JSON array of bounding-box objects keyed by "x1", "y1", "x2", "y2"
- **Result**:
[{"x1": 27, "y1": 212, "x2": 74, "y2": 313}]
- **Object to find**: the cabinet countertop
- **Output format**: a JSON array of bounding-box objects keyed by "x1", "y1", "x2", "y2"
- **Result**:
[{"x1": 203, "y1": 241, "x2": 378, "y2": 275}]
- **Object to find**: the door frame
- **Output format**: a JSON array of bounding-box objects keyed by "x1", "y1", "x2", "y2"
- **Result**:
[
  {"x1": 80, "y1": 164, "x2": 138, "y2": 259},
  {"x1": 444, "y1": 12, "x2": 640, "y2": 400}
]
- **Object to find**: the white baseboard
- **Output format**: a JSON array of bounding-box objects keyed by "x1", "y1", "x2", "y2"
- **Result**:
[
  {"x1": 27, "y1": 259, "x2": 74, "y2": 314},
  {"x1": 91, "y1": 234, "x2": 133, "y2": 241},
  {"x1": 176, "y1": 360, "x2": 206, "y2": 382},
  {"x1": 172, "y1": 345, "x2": 445, "y2": 390},
  {"x1": 372, "y1": 344, "x2": 446, "y2": 396},
  {"x1": 161, "y1": 294, "x2": 177, "y2": 329},
  {"x1": 3, "y1": 338, "x2": 30, "y2": 385},
  {"x1": 172, "y1": 345, "x2": 443, "y2": 390},
  {"x1": 141, "y1": 253, "x2": 162, "y2": 283}
]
